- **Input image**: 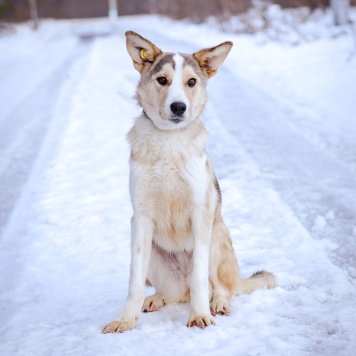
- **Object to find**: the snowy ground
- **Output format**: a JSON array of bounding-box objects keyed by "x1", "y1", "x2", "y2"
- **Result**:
[{"x1": 0, "y1": 9, "x2": 356, "y2": 356}]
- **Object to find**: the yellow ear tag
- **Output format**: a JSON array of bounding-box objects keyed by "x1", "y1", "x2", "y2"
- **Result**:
[{"x1": 140, "y1": 48, "x2": 149, "y2": 60}]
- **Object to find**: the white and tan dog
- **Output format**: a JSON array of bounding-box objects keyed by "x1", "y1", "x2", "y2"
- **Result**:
[{"x1": 103, "y1": 31, "x2": 276, "y2": 333}]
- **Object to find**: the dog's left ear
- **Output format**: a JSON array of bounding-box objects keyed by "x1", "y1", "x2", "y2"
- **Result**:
[
  {"x1": 125, "y1": 31, "x2": 162, "y2": 74},
  {"x1": 193, "y1": 41, "x2": 233, "y2": 78}
]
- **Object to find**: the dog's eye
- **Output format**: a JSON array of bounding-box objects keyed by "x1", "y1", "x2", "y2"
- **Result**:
[
  {"x1": 157, "y1": 77, "x2": 168, "y2": 86},
  {"x1": 188, "y1": 78, "x2": 196, "y2": 87}
]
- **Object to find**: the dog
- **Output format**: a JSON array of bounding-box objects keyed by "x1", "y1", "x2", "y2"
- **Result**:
[{"x1": 102, "y1": 31, "x2": 276, "y2": 333}]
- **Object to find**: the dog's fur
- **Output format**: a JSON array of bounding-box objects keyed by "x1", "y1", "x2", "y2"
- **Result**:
[{"x1": 102, "y1": 31, "x2": 276, "y2": 333}]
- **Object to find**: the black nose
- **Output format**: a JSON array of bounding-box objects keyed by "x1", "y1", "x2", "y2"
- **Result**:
[{"x1": 170, "y1": 102, "x2": 186, "y2": 117}]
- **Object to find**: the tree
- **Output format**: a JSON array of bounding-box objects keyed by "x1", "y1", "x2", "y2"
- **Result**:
[
  {"x1": 28, "y1": 0, "x2": 39, "y2": 29},
  {"x1": 330, "y1": 0, "x2": 350, "y2": 25},
  {"x1": 108, "y1": 0, "x2": 118, "y2": 22}
]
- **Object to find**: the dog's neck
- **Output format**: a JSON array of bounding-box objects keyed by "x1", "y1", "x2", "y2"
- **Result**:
[
  {"x1": 142, "y1": 110, "x2": 151, "y2": 121},
  {"x1": 128, "y1": 113, "x2": 208, "y2": 163}
]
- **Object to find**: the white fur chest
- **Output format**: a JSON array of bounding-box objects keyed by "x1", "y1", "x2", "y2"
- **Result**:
[{"x1": 128, "y1": 116, "x2": 210, "y2": 252}]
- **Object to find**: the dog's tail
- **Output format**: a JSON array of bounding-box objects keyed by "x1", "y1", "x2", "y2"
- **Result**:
[{"x1": 235, "y1": 271, "x2": 276, "y2": 295}]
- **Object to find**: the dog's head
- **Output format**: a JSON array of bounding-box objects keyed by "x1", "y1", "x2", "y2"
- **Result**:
[{"x1": 125, "y1": 31, "x2": 232, "y2": 131}]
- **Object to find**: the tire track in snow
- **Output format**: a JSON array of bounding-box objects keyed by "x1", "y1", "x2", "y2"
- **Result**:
[{"x1": 0, "y1": 39, "x2": 93, "y2": 235}]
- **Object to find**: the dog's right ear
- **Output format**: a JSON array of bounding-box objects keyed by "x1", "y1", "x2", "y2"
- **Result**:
[{"x1": 125, "y1": 31, "x2": 162, "y2": 74}]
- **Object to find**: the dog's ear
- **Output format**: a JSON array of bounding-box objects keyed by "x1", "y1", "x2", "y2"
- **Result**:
[
  {"x1": 193, "y1": 41, "x2": 233, "y2": 78},
  {"x1": 125, "y1": 31, "x2": 162, "y2": 74}
]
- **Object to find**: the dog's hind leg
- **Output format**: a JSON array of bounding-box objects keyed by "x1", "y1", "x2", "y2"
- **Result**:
[
  {"x1": 142, "y1": 293, "x2": 167, "y2": 312},
  {"x1": 209, "y1": 219, "x2": 239, "y2": 316},
  {"x1": 209, "y1": 219, "x2": 276, "y2": 317}
]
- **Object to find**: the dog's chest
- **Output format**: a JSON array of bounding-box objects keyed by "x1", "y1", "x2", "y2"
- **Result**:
[
  {"x1": 146, "y1": 159, "x2": 194, "y2": 250},
  {"x1": 129, "y1": 118, "x2": 209, "y2": 251}
]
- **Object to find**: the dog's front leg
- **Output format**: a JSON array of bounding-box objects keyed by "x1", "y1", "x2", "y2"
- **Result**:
[
  {"x1": 185, "y1": 156, "x2": 215, "y2": 329},
  {"x1": 103, "y1": 214, "x2": 153, "y2": 333},
  {"x1": 187, "y1": 211, "x2": 215, "y2": 329}
]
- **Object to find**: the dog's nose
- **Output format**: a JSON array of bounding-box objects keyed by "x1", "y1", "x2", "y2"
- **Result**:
[{"x1": 170, "y1": 102, "x2": 186, "y2": 117}]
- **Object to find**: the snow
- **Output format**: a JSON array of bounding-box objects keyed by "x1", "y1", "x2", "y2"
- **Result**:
[{"x1": 1, "y1": 9, "x2": 356, "y2": 355}]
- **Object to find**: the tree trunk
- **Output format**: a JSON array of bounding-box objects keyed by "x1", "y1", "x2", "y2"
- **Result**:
[
  {"x1": 108, "y1": 0, "x2": 118, "y2": 22},
  {"x1": 28, "y1": 0, "x2": 39, "y2": 29},
  {"x1": 330, "y1": 0, "x2": 350, "y2": 26}
]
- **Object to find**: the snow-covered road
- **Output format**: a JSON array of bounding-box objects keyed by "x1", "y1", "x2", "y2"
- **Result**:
[
  {"x1": 0, "y1": 14, "x2": 355, "y2": 356},
  {"x1": 0, "y1": 22, "x2": 92, "y2": 233}
]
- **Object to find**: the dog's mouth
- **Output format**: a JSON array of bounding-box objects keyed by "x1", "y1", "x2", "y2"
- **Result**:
[{"x1": 169, "y1": 117, "x2": 183, "y2": 124}]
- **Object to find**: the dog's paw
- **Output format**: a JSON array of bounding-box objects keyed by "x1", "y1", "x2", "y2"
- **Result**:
[
  {"x1": 142, "y1": 294, "x2": 167, "y2": 313},
  {"x1": 102, "y1": 320, "x2": 135, "y2": 334},
  {"x1": 187, "y1": 314, "x2": 215, "y2": 329},
  {"x1": 210, "y1": 300, "x2": 229, "y2": 316}
]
